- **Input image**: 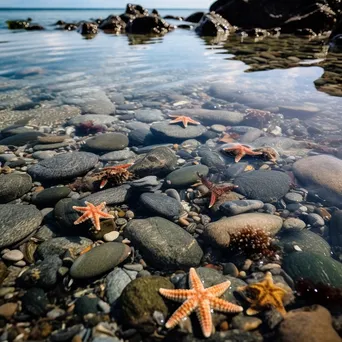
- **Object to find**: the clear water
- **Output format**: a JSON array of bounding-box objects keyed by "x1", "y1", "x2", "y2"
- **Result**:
[{"x1": 0, "y1": 8, "x2": 341, "y2": 126}]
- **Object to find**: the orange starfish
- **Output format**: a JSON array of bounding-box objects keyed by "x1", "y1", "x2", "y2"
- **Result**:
[
  {"x1": 169, "y1": 114, "x2": 200, "y2": 128},
  {"x1": 159, "y1": 268, "x2": 243, "y2": 338},
  {"x1": 222, "y1": 144, "x2": 262, "y2": 163},
  {"x1": 197, "y1": 173, "x2": 238, "y2": 208},
  {"x1": 72, "y1": 201, "x2": 114, "y2": 231},
  {"x1": 238, "y1": 272, "x2": 289, "y2": 316}
]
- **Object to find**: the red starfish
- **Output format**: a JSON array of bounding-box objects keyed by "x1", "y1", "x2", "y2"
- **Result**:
[
  {"x1": 72, "y1": 201, "x2": 114, "y2": 231},
  {"x1": 169, "y1": 114, "x2": 200, "y2": 128},
  {"x1": 222, "y1": 144, "x2": 262, "y2": 163},
  {"x1": 159, "y1": 267, "x2": 243, "y2": 338},
  {"x1": 197, "y1": 173, "x2": 238, "y2": 208}
]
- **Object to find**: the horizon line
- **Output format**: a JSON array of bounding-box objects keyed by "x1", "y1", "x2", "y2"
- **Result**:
[{"x1": 0, "y1": 7, "x2": 206, "y2": 10}]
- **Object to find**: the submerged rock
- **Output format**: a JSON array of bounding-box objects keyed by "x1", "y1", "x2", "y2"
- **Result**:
[
  {"x1": 165, "y1": 164, "x2": 209, "y2": 188},
  {"x1": 0, "y1": 173, "x2": 32, "y2": 204},
  {"x1": 151, "y1": 122, "x2": 206, "y2": 141},
  {"x1": 205, "y1": 212, "x2": 282, "y2": 247},
  {"x1": 124, "y1": 217, "x2": 203, "y2": 269}
]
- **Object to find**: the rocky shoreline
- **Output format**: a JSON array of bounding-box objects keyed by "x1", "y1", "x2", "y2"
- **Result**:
[{"x1": 0, "y1": 72, "x2": 342, "y2": 342}]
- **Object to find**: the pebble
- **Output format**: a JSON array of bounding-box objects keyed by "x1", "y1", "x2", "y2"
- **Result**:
[
  {"x1": 165, "y1": 164, "x2": 209, "y2": 188},
  {"x1": 0, "y1": 302, "x2": 18, "y2": 319},
  {"x1": 0, "y1": 173, "x2": 32, "y2": 204},
  {"x1": 103, "y1": 231, "x2": 120, "y2": 242},
  {"x1": 2, "y1": 249, "x2": 24, "y2": 262},
  {"x1": 284, "y1": 192, "x2": 303, "y2": 203},
  {"x1": 283, "y1": 217, "x2": 306, "y2": 230},
  {"x1": 84, "y1": 133, "x2": 128, "y2": 153},
  {"x1": 222, "y1": 262, "x2": 239, "y2": 277},
  {"x1": 220, "y1": 200, "x2": 264, "y2": 216},
  {"x1": 210, "y1": 124, "x2": 226, "y2": 133},
  {"x1": 307, "y1": 213, "x2": 325, "y2": 227}
]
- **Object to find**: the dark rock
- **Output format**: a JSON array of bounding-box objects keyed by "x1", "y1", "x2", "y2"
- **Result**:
[
  {"x1": 130, "y1": 176, "x2": 161, "y2": 192},
  {"x1": 151, "y1": 122, "x2": 206, "y2": 141},
  {"x1": 0, "y1": 204, "x2": 42, "y2": 249},
  {"x1": 135, "y1": 109, "x2": 164, "y2": 123},
  {"x1": 125, "y1": 3, "x2": 149, "y2": 16},
  {"x1": 99, "y1": 15, "x2": 126, "y2": 32},
  {"x1": 17, "y1": 255, "x2": 62, "y2": 289},
  {"x1": 198, "y1": 148, "x2": 225, "y2": 172},
  {"x1": 120, "y1": 276, "x2": 174, "y2": 330},
  {"x1": 129, "y1": 147, "x2": 177, "y2": 178},
  {"x1": 126, "y1": 16, "x2": 173, "y2": 34},
  {"x1": 68, "y1": 114, "x2": 116, "y2": 126},
  {"x1": 220, "y1": 200, "x2": 264, "y2": 216},
  {"x1": 83, "y1": 184, "x2": 131, "y2": 205},
  {"x1": 128, "y1": 127, "x2": 155, "y2": 146},
  {"x1": 0, "y1": 131, "x2": 44, "y2": 146},
  {"x1": 63, "y1": 23, "x2": 78, "y2": 31},
  {"x1": 32, "y1": 142, "x2": 69, "y2": 151},
  {"x1": 165, "y1": 164, "x2": 209, "y2": 188},
  {"x1": 74, "y1": 295, "x2": 100, "y2": 317},
  {"x1": 36, "y1": 236, "x2": 93, "y2": 259},
  {"x1": 32, "y1": 187, "x2": 71, "y2": 208},
  {"x1": 279, "y1": 229, "x2": 331, "y2": 257},
  {"x1": 0, "y1": 173, "x2": 32, "y2": 204},
  {"x1": 283, "y1": 251, "x2": 342, "y2": 287},
  {"x1": 124, "y1": 217, "x2": 203, "y2": 269},
  {"x1": 84, "y1": 133, "x2": 128, "y2": 153},
  {"x1": 180, "y1": 330, "x2": 263, "y2": 342},
  {"x1": 6, "y1": 20, "x2": 30, "y2": 29},
  {"x1": 100, "y1": 150, "x2": 136, "y2": 162},
  {"x1": 195, "y1": 12, "x2": 231, "y2": 36},
  {"x1": 185, "y1": 12, "x2": 205, "y2": 23},
  {"x1": 22, "y1": 288, "x2": 49, "y2": 317},
  {"x1": 164, "y1": 15, "x2": 184, "y2": 20},
  {"x1": 210, "y1": 0, "x2": 337, "y2": 34},
  {"x1": 225, "y1": 162, "x2": 249, "y2": 178},
  {"x1": 70, "y1": 242, "x2": 131, "y2": 279},
  {"x1": 28, "y1": 152, "x2": 98, "y2": 182},
  {"x1": 234, "y1": 170, "x2": 291, "y2": 202},
  {"x1": 139, "y1": 193, "x2": 182, "y2": 219},
  {"x1": 77, "y1": 22, "x2": 98, "y2": 35},
  {"x1": 26, "y1": 24, "x2": 44, "y2": 31}
]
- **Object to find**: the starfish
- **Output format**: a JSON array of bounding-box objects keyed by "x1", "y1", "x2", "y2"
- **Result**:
[
  {"x1": 169, "y1": 114, "x2": 200, "y2": 128},
  {"x1": 197, "y1": 173, "x2": 238, "y2": 208},
  {"x1": 222, "y1": 144, "x2": 262, "y2": 163},
  {"x1": 159, "y1": 268, "x2": 243, "y2": 338},
  {"x1": 238, "y1": 272, "x2": 288, "y2": 316},
  {"x1": 72, "y1": 201, "x2": 114, "y2": 231}
]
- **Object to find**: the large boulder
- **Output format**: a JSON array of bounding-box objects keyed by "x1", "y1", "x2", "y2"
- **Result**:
[
  {"x1": 77, "y1": 22, "x2": 98, "y2": 35},
  {"x1": 209, "y1": 0, "x2": 337, "y2": 34},
  {"x1": 195, "y1": 12, "x2": 231, "y2": 36},
  {"x1": 99, "y1": 15, "x2": 126, "y2": 32},
  {"x1": 126, "y1": 16, "x2": 173, "y2": 34}
]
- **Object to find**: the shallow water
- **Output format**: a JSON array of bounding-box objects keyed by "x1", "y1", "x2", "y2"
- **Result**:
[{"x1": 0, "y1": 8, "x2": 341, "y2": 126}]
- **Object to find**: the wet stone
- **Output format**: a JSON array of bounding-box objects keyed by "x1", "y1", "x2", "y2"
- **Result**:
[
  {"x1": 22, "y1": 287, "x2": 49, "y2": 317},
  {"x1": 234, "y1": 170, "x2": 291, "y2": 203},
  {"x1": 134, "y1": 109, "x2": 164, "y2": 123},
  {"x1": 279, "y1": 229, "x2": 331, "y2": 257},
  {"x1": 83, "y1": 184, "x2": 131, "y2": 206},
  {"x1": 283, "y1": 251, "x2": 342, "y2": 287},
  {"x1": 106, "y1": 267, "x2": 137, "y2": 305},
  {"x1": 36, "y1": 236, "x2": 93, "y2": 259},
  {"x1": 84, "y1": 133, "x2": 128, "y2": 153},
  {"x1": 0, "y1": 173, "x2": 32, "y2": 204},
  {"x1": 67, "y1": 114, "x2": 116, "y2": 126},
  {"x1": 2, "y1": 250, "x2": 24, "y2": 262},
  {"x1": 330, "y1": 210, "x2": 342, "y2": 247},
  {"x1": 220, "y1": 200, "x2": 264, "y2": 216},
  {"x1": 139, "y1": 193, "x2": 182, "y2": 219},
  {"x1": 0, "y1": 131, "x2": 45, "y2": 146},
  {"x1": 282, "y1": 217, "x2": 306, "y2": 230},
  {"x1": 0, "y1": 204, "x2": 42, "y2": 249},
  {"x1": 28, "y1": 152, "x2": 98, "y2": 182},
  {"x1": 70, "y1": 242, "x2": 131, "y2": 279},
  {"x1": 151, "y1": 122, "x2": 207, "y2": 141},
  {"x1": 124, "y1": 217, "x2": 203, "y2": 269},
  {"x1": 31, "y1": 186, "x2": 71, "y2": 208},
  {"x1": 74, "y1": 295, "x2": 100, "y2": 317},
  {"x1": 165, "y1": 164, "x2": 209, "y2": 188},
  {"x1": 307, "y1": 213, "x2": 325, "y2": 227},
  {"x1": 284, "y1": 192, "x2": 303, "y2": 204},
  {"x1": 99, "y1": 149, "x2": 136, "y2": 162}
]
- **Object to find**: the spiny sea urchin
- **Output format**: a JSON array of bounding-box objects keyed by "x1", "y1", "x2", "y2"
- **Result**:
[{"x1": 229, "y1": 226, "x2": 277, "y2": 260}]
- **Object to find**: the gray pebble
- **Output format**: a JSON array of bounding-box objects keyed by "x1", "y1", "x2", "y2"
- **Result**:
[
  {"x1": 307, "y1": 213, "x2": 325, "y2": 227},
  {"x1": 2, "y1": 249, "x2": 24, "y2": 262},
  {"x1": 283, "y1": 217, "x2": 306, "y2": 230},
  {"x1": 284, "y1": 192, "x2": 303, "y2": 204}
]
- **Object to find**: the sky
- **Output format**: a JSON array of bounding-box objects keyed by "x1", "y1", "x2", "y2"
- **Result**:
[{"x1": 0, "y1": 0, "x2": 212, "y2": 9}]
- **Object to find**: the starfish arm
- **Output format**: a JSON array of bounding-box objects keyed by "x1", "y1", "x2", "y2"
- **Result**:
[
  {"x1": 164, "y1": 297, "x2": 198, "y2": 329},
  {"x1": 209, "y1": 297, "x2": 243, "y2": 313},
  {"x1": 206, "y1": 280, "x2": 231, "y2": 298},
  {"x1": 100, "y1": 178, "x2": 108, "y2": 189},
  {"x1": 235, "y1": 151, "x2": 245, "y2": 162},
  {"x1": 246, "y1": 307, "x2": 261, "y2": 315},
  {"x1": 159, "y1": 288, "x2": 195, "y2": 302},
  {"x1": 92, "y1": 213, "x2": 101, "y2": 231},
  {"x1": 208, "y1": 192, "x2": 217, "y2": 208},
  {"x1": 189, "y1": 268, "x2": 205, "y2": 292},
  {"x1": 187, "y1": 118, "x2": 200, "y2": 125},
  {"x1": 72, "y1": 206, "x2": 89, "y2": 212},
  {"x1": 73, "y1": 212, "x2": 91, "y2": 225},
  {"x1": 196, "y1": 299, "x2": 213, "y2": 338}
]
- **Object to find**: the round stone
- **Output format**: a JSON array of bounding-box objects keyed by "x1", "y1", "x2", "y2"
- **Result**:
[
  {"x1": 31, "y1": 186, "x2": 71, "y2": 207},
  {"x1": 0, "y1": 204, "x2": 42, "y2": 249},
  {"x1": 151, "y1": 122, "x2": 207, "y2": 141},
  {"x1": 84, "y1": 133, "x2": 129, "y2": 153},
  {"x1": 0, "y1": 173, "x2": 32, "y2": 204},
  {"x1": 70, "y1": 242, "x2": 131, "y2": 279},
  {"x1": 165, "y1": 164, "x2": 209, "y2": 188},
  {"x1": 2, "y1": 250, "x2": 24, "y2": 262},
  {"x1": 103, "y1": 231, "x2": 120, "y2": 242},
  {"x1": 28, "y1": 152, "x2": 98, "y2": 182},
  {"x1": 282, "y1": 217, "x2": 306, "y2": 230},
  {"x1": 234, "y1": 170, "x2": 291, "y2": 202}
]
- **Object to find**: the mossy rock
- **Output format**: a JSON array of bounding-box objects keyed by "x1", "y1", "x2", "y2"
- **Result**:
[
  {"x1": 120, "y1": 276, "x2": 174, "y2": 332},
  {"x1": 283, "y1": 251, "x2": 342, "y2": 287}
]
